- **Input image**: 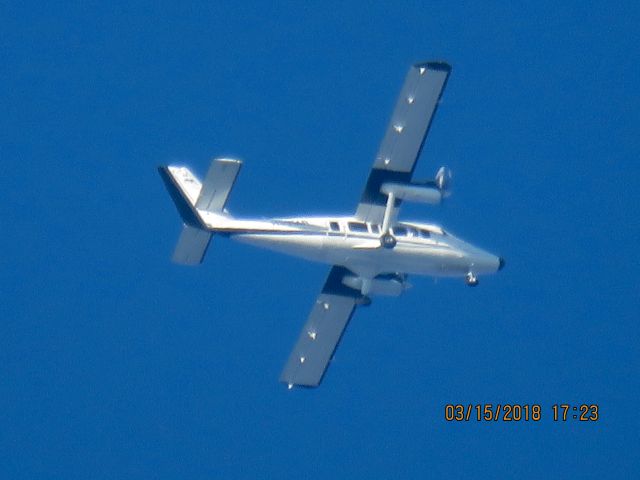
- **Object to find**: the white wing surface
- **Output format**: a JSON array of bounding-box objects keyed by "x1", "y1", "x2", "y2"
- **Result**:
[
  {"x1": 280, "y1": 267, "x2": 360, "y2": 388},
  {"x1": 355, "y1": 61, "x2": 451, "y2": 224},
  {"x1": 281, "y1": 62, "x2": 451, "y2": 388}
]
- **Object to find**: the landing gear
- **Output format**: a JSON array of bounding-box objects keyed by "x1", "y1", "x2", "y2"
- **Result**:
[
  {"x1": 380, "y1": 233, "x2": 397, "y2": 249},
  {"x1": 379, "y1": 190, "x2": 397, "y2": 249},
  {"x1": 465, "y1": 272, "x2": 479, "y2": 287}
]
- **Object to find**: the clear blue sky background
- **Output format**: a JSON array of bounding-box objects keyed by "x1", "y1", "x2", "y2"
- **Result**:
[{"x1": 2, "y1": 1, "x2": 639, "y2": 478}]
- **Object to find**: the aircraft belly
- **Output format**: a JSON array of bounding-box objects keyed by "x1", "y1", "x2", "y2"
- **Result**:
[
  {"x1": 338, "y1": 250, "x2": 466, "y2": 277},
  {"x1": 232, "y1": 233, "x2": 332, "y2": 264},
  {"x1": 323, "y1": 238, "x2": 469, "y2": 278},
  {"x1": 394, "y1": 245, "x2": 468, "y2": 276},
  {"x1": 233, "y1": 233, "x2": 471, "y2": 278}
]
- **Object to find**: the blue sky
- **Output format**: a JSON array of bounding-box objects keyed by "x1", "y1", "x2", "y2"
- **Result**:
[{"x1": 2, "y1": 1, "x2": 639, "y2": 478}]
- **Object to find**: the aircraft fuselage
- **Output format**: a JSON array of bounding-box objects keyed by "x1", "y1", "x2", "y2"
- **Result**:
[{"x1": 199, "y1": 213, "x2": 503, "y2": 282}]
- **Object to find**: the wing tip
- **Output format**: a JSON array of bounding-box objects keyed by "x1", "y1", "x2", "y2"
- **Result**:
[
  {"x1": 279, "y1": 380, "x2": 320, "y2": 390},
  {"x1": 414, "y1": 60, "x2": 452, "y2": 72}
]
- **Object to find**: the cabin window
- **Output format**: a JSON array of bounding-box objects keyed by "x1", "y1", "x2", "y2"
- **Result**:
[
  {"x1": 329, "y1": 221, "x2": 340, "y2": 232},
  {"x1": 418, "y1": 229, "x2": 431, "y2": 238},
  {"x1": 369, "y1": 224, "x2": 380, "y2": 234},
  {"x1": 392, "y1": 226, "x2": 407, "y2": 236},
  {"x1": 348, "y1": 222, "x2": 368, "y2": 233}
]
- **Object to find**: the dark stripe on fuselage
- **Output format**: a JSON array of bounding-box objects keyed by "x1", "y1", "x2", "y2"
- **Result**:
[{"x1": 224, "y1": 228, "x2": 449, "y2": 253}]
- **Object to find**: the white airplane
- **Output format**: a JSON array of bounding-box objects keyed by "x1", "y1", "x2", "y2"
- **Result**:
[{"x1": 159, "y1": 61, "x2": 504, "y2": 388}]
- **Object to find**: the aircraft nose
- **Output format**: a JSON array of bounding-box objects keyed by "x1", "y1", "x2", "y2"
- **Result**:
[{"x1": 498, "y1": 257, "x2": 506, "y2": 271}]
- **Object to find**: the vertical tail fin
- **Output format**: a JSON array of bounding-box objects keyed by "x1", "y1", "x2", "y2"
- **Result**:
[{"x1": 159, "y1": 158, "x2": 242, "y2": 265}]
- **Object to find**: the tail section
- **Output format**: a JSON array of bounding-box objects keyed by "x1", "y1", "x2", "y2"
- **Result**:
[
  {"x1": 195, "y1": 158, "x2": 242, "y2": 212},
  {"x1": 159, "y1": 158, "x2": 242, "y2": 265},
  {"x1": 158, "y1": 165, "x2": 204, "y2": 228},
  {"x1": 172, "y1": 224, "x2": 212, "y2": 265}
]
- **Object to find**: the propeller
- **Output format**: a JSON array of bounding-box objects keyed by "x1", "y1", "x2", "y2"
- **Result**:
[{"x1": 435, "y1": 166, "x2": 452, "y2": 197}]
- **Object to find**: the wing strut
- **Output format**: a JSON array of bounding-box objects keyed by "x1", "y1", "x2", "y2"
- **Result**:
[{"x1": 379, "y1": 191, "x2": 397, "y2": 248}]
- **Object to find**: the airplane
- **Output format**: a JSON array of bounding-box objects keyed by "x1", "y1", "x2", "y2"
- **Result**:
[{"x1": 158, "y1": 61, "x2": 505, "y2": 388}]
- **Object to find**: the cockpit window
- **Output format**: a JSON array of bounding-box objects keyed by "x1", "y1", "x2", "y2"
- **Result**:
[
  {"x1": 369, "y1": 224, "x2": 380, "y2": 234},
  {"x1": 392, "y1": 226, "x2": 407, "y2": 236},
  {"x1": 348, "y1": 222, "x2": 368, "y2": 233},
  {"x1": 418, "y1": 229, "x2": 431, "y2": 238},
  {"x1": 329, "y1": 221, "x2": 340, "y2": 232}
]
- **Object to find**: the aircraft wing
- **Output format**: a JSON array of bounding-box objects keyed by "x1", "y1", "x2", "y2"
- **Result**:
[
  {"x1": 280, "y1": 266, "x2": 361, "y2": 388},
  {"x1": 355, "y1": 61, "x2": 451, "y2": 224}
]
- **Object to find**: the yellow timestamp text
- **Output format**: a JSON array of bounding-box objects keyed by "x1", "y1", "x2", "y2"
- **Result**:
[{"x1": 444, "y1": 404, "x2": 600, "y2": 422}]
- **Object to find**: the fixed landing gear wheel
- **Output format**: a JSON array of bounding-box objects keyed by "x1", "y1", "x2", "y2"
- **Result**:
[
  {"x1": 465, "y1": 272, "x2": 479, "y2": 287},
  {"x1": 381, "y1": 233, "x2": 397, "y2": 249}
]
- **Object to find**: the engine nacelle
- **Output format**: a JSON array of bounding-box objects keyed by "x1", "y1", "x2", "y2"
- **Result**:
[
  {"x1": 342, "y1": 274, "x2": 410, "y2": 297},
  {"x1": 380, "y1": 182, "x2": 442, "y2": 204},
  {"x1": 380, "y1": 166, "x2": 452, "y2": 204}
]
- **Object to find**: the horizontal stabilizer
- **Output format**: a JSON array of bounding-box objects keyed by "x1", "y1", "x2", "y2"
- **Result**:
[
  {"x1": 172, "y1": 224, "x2": 212, "y2": 265},
  {"x1": 159, "y1": 159, "x2": 242, "y2": 266},
  {"x1": 195, "y1": 158, "x2": 242, "y2": 212}
]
